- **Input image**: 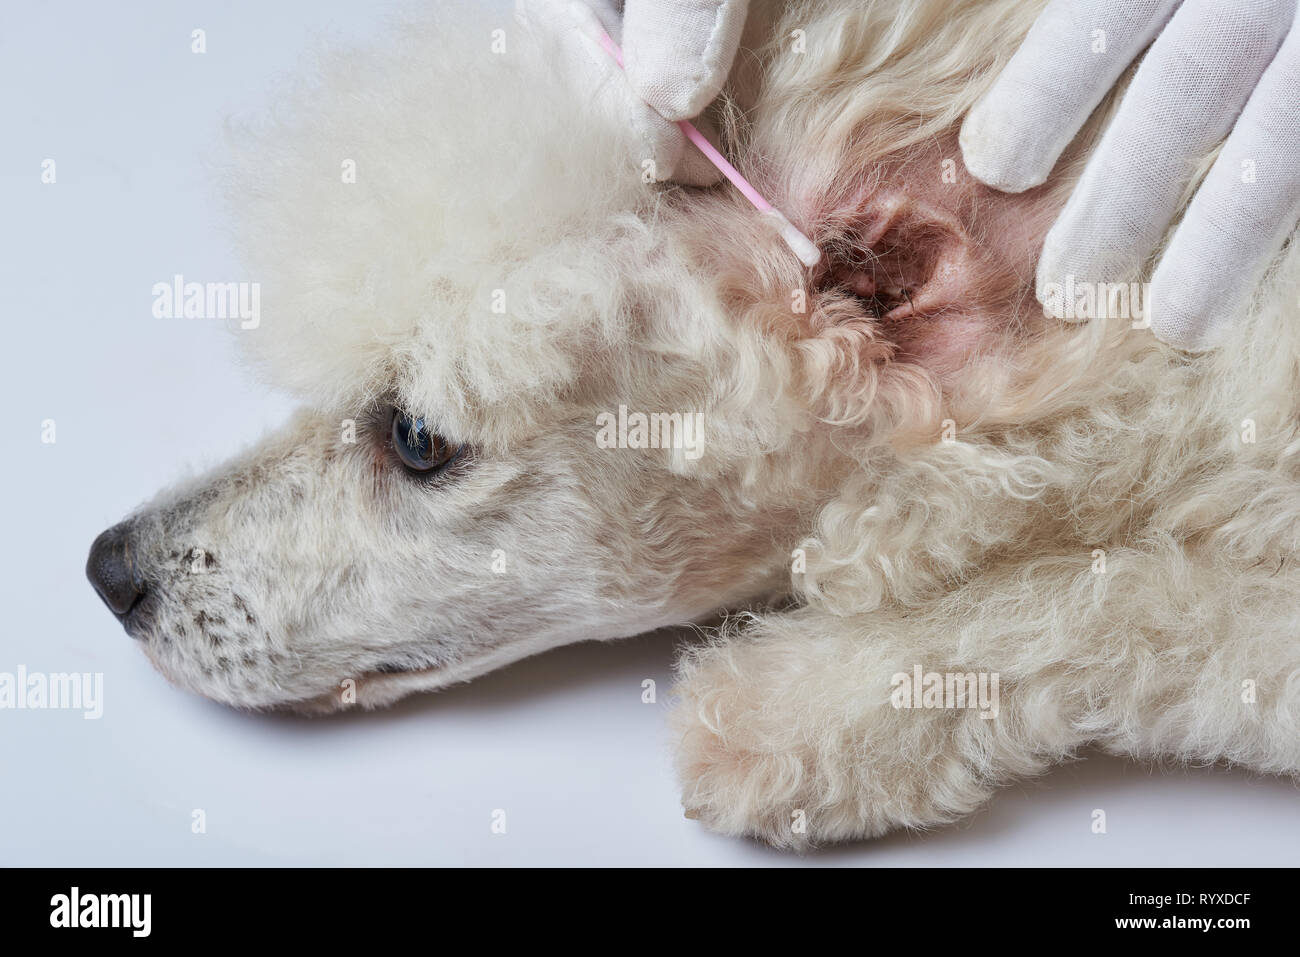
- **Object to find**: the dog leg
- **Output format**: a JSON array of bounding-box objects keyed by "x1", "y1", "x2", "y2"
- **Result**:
[
  {"x1": 670, "y1": 601, "x2": 1084, "y2": 848},
  {"x1": 672, "y1": 540, "x2": 1300, "y2": 847}
]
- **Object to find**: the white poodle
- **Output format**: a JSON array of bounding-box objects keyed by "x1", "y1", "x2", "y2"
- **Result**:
[{"x1": 86, "y1": 0, "x2": 1300, "y2": 848}]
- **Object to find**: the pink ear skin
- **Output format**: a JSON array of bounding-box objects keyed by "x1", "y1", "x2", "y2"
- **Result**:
[
  {"x1": 810, "y1": 142, "x2": 1060, "y2": 381},
  {"x1": 665, "y1": 135, "x2": 1065, "y2": 433}
]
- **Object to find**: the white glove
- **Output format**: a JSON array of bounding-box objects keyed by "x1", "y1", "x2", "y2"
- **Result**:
[
  {"x1": 516, "y1": 0, "x2": 748, "y2": 186},
  {"x1": 961, "y1": 0, "x2": 1300, "y2": 350}
]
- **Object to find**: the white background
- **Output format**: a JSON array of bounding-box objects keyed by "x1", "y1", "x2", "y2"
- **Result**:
[{"x1": 2, "y1": 0, "x2": 1298, "y2": 867}]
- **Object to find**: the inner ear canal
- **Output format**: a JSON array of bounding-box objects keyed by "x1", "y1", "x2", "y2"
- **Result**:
[{"x1": 816, "y1": 196, "x2": 971, "y2": 324}]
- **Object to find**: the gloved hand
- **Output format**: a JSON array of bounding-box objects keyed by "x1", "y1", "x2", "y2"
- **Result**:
[
  {"x1": 517, "y1": 0, "x2": 749, "y2": 186},
  {"x1": 961, "y1": 0, "x2": 1300, "y2": 350}
]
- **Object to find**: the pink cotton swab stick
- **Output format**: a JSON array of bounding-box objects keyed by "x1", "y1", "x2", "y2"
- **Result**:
[{"x1": 594, "y1": 28, "x2": 821, "y2": 269}]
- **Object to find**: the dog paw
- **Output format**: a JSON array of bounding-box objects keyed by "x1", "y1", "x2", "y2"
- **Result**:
[
  {"x1": 668, "y1": 626, "x2": 1002, "y2": 847},
  {"x1": 669, "y1": 644, "x2": 868, "y2": 850},
  {"x1": 674, "y1": 714, "x2": 820, "y2": 849}
]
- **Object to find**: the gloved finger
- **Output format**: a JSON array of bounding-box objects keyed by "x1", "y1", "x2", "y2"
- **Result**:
[
  {"x1": 623, "y1": 0, "x2": 749, "y2": 121},
  {"x1": 516, "y1": 0, "x2": 709, "y2": 183},
  {"x1": 1150, "y1": 6, "x2": 1300, "y2": 350},
  {"x1": 1036, "y1": 0, "x2": 1296, "y2": 309},
  {"x1": 961, "y1": 0, "x2": 1179, "y2": 193}
]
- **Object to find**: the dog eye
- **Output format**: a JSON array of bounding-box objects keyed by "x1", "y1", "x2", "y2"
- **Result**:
[{"x1": 390, "y1": 409, "x2": 460, "y2": 474}]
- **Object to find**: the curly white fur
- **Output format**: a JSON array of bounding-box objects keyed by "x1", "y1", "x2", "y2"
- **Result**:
[{"x1": 93, "y1": 0, "x2": 1300, "y2": 848}]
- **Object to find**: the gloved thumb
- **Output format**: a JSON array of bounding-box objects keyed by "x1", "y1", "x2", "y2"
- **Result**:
[{"x1": 622, "y1": 0, "x2": 750, "y2": 122}]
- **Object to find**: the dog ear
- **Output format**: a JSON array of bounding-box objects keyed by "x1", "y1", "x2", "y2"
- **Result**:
[
  {"x1": 668, "y1": 150, "x2": 1057, "y2": 436},
  {"x1": 795, "y1": 179, "x2": 1052, "y2": 431},
  {"x1": 817, "y1": 194, "x2": 979, "y2": 353}
]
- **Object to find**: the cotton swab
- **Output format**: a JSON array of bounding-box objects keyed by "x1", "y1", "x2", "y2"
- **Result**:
[{"x1": 593, "y1": 28, "x2": 821, "y2": 269}]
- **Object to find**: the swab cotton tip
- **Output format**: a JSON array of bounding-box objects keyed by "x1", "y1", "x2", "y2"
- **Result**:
[{"x1": 762, "y1": 210, "x2": 821, "y2": 268}]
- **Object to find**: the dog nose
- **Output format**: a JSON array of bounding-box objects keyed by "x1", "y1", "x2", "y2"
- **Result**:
[{"x1": 87, "y1": 522, "x2": 145, "y2": 617}]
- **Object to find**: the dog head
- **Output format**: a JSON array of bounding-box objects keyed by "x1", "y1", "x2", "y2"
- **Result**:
[{"x1": 89, "y1": 0, "x2": 1248, "y2": 711}]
